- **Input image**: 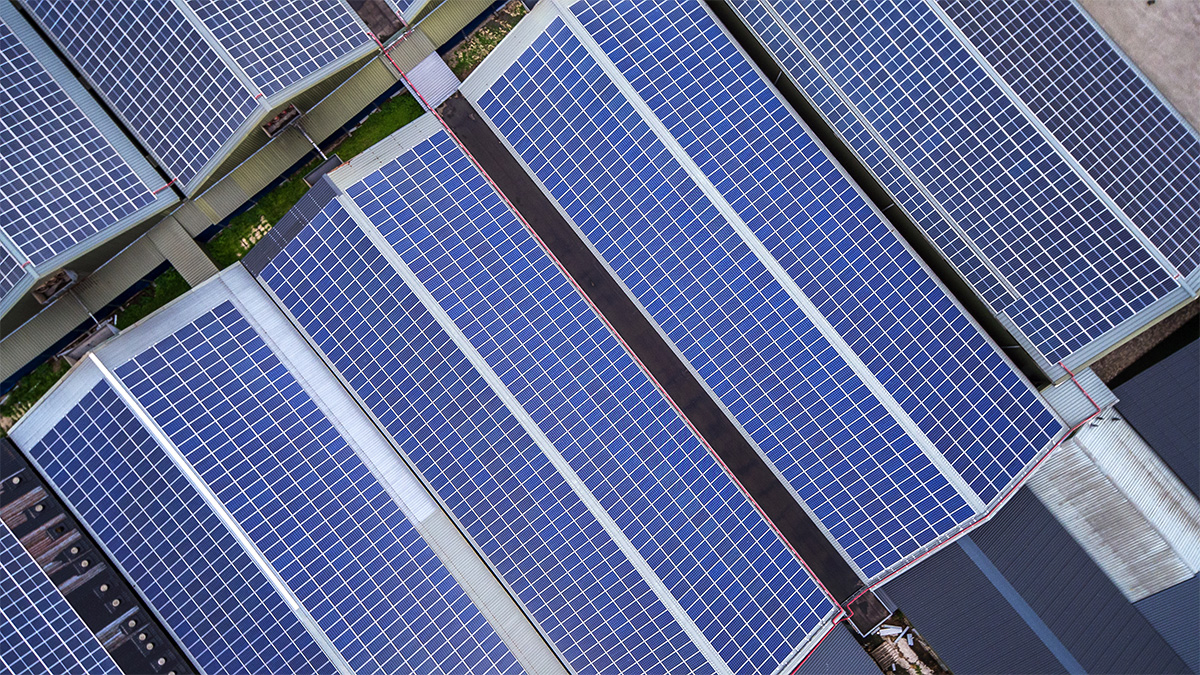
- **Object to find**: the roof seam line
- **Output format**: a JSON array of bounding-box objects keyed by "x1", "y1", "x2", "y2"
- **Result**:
[
  {"x1": 84, "y1": 352, "x2": 356, "y2": 675},
  {"x1": 336, "y1": 190, "x2": 736, "y2": 675}
]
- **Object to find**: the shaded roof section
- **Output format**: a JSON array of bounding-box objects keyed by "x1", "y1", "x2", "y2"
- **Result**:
[
  {"x1": 19, "y1": 0, "x2": 372, "y2": 194},
  {"x1": 795, "y1": 624, "x2": 878, "y2": 675},
  {"x1": 884, "y1": 488, "x2": 1192, "y2": 674},
  {"x1": 0, "y1": 2, "x2": 176, "y2": 311},
  {"x1": 1115, "y1": 337, "x2": 1200, "y2": 497}
]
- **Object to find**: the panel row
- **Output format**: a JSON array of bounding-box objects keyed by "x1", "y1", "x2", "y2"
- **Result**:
[
  {"x1": 727, "y1": 0, "x2": 1195, "y2": 372},
  {"x1": 462, "y1": 0, "x2": 1062, "y2": 580},
  {"x1": 257, "y1": 119, "x2": 839, "y2": 674}
]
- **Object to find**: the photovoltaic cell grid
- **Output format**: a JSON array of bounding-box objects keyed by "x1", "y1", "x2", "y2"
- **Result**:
[
  {"x1": 573, "y1": 0, "x2": 1060, "y2": 505},
  {"x1": 347, "y1": 130, "x2": 836, "y2": 672},
  {"x1": 21, "y1": 0, "x2": 258, "y2": 188},
  {"x1": 28, "y1": 380, "x2": 336, "y2": 675},
  {"x1": 113, "y1": 302, "x2": 521, "y2": 675},
  {"x1": 938, "y1": 0, "x2": 1200, "y2": 276},
  {"x1": 0, "y1": 250, "x2": 25, "y2": 300},
  {"x1": 477, "y1": 19, "x2": 975, "y2": 579},
  {"x1": 733, "y1": 0, "x2": 1177, "y2": 364},
  {"x1": 188, "y1": 0, "x2": 366, "y2": 98},
  {"x1": 1, "y1": 522, "x2": 120, "y2": 675},
  {"x1": 0, "y1": 17, "x2": 154, "y2": 266},
  {"x1": 261, "y1": 201, "x2": 711, "y2": 674},
  {"x1": 726, "y1": 0, "x2": 1013, "y2": 309}
]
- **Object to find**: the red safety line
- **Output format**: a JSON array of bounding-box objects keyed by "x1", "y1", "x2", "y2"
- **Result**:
[
  {"x1": 375, "y1": 33, "x2": 1106, "y2": 662},
  {"x1": 152, "y1": 178, "x2": 178, "y2": 195},
  {"x1": 374, "y1": 28, "x2": 852, "y2": 614},
  {"x1": 842, "y1": 360, "x2": 1102, "y2": 609}
]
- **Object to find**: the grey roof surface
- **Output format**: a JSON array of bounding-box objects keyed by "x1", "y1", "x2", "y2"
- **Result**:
[
  {"x1": 1136, "y1": 575, "x2": 1200, "y2": 675},
  {"x1": 1115, "y1": 338, "x2": 1200, "y2": 497},
  {"x1": 884, "y1": 488, "x2": 1192, "y2": 674},
  {"x1": 795, "y1": 623, "x2": 879, "y2": 675}
]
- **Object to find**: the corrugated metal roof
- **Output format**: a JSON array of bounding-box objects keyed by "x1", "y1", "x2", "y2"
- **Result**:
[
  {"x1": 883, "y1": 534, "x2": 1067, "y2": 675},
  {"x1": 1115, "y1": 338, "x2": 1200, "y2": 497},
  {"x1": 975, "y1": 489, "x2": 1191, "y2": 673},
  {"x1": 1136, "y1": 576, "x2": 1200, "y2": 674},
  {"x1": 405, "y1": 52, "x2": 460, "y2": 108},
  {"x1": 146, "y1": 219, "x2": 217, "y2": 288},
  {"x1": 1027, "y1": 413, "x2": 1200, "y2": 601},
  {"x1": 886, "y1": 486, "x2": 1193, "y2": 674},
  {"x1": 1040, "y1": 366, "x2": 1116, "y2": 427},
  {"x1": 795, "y1": 624, "x2": 878, "y2": 675}
]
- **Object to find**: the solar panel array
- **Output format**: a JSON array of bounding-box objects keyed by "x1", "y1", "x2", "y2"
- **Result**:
[
  {"x1": 114, "y1": 301, "x2": 521, "y2": 675},
  {"x1": 727, "y1": 0, "x2": 1180, "y2": 366},
  {"x1": 0, "y1": 521, "x2": 120, "y2": 675},
  {"x1": 185, "y1": 0, "x2": 365, "y2": 98},
  {"x1": 572, "y1": 0, "x2": 1060, "y2": 505},
  {"x1": 21, "y1": 0, "x2": 257, "y2": 190},
  {"x1": 937, "y1": 0, "x2": 1200, "y2": 277},
  {"x1": 471, "y1": 2, "x2": 1058, "y2": 578},
  {"x1": 264, "y1": 201, "x2": 712, "y2": 675},
  {"x1": 29, "y1": 378, "x2": 336, "y2": 675},
  {"x1": 21, "y1": 301, "x2": 527, "y2": 675},
  {"x1": 0, "y1": 14, "x2": 155, "y2": 267},
  {"x1": 259, "y1": 127, "x2": 838, "y2": 672},
  {"x1": 20, "y1": 0, "x2": 368, "y2": 192}
]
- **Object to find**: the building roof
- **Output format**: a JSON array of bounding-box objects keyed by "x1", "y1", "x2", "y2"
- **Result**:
[
  {"x1": 252, "y1": 114, "x2": 841, "y2": 674},
  {"x1": 19, "y1": 0, "x2": 375, "y2": 195},
  {"x1": 0, "y1": 2, "x2": 176, "y2": 313},
  {"x1": 0, "y1": 519, "x2": 121, "y2": 675},
  {"x1": 726, "y1": 0, "x2": 1199, "y2": 380},
  {"x1": 1115, "y1": 337, "x2": 1200, "y2": 497},
  {"x1": 459, "y1": 0, "x2": 1063, "y2": 584},
  {"x1": 883, "y1": 488, "x2": 1193, "y2": 674}
]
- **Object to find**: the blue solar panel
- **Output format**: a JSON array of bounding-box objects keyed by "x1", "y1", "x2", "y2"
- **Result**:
[
  {"x1": 570, "y1": 0, "x2": 1061, "y2": 505},
  {"x1": 1, "y1": 521, "x2": 120, "y2": 675},
  {"x1": 28, "y1": 379, "x2": 336, "y2": 675},
  {"x1": 344, "y1": 129, "x2": 837, "y2": 671},
  {"x1": 726, "y1": 0, "x2": 1012, "y2": 309},
  {"x1": 113, "y1": 302, "x2": 522, "y2": 675},
  {"x1": 477, "y1": 15, "x2": 975, "y2": 579},
  {"x1": 0, "y1": 249, "x2": 25, "y2": 300},
  {"x1": 0, "y1": 14, "x2": 156, "y2": 266},
  {"x1": 262, "y1": 200, "x2": 713, "y2": 674},
  {"x1": 188, "y1": 0, "x2": 366, "y2": 98},
  {"x1": 20, "y1": 0, "x2": 258, "y2": 189},
  {"x1": 937, "y1": 0, "x2": 1200, "y2": 277},
  {"x1": 728, "y1": 0, "x2": 1179, "y2": 365}
]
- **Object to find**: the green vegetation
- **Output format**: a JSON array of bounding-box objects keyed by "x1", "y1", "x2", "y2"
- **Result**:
[
  {"x1": 0, "y1": 358, "x2": 68, "y2": 429},
  {"x1": 116, "y1": 269, "x2": 191, "y2": 329},
  {"x1": 446, "y1": 1, "x2": 528, "y2": 79},
  {"x1": 204, "y1": 93, "x2": 424, "y2": 270},
  {"x1": 336, "y1": 93, "x2": 424, "y2": 160},
  {"x1": 1, "y1": 1, "x2": 523, "y2": 425}
]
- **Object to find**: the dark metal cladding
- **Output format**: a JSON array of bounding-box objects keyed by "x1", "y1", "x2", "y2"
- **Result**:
[{"x1": 0, "y1": 438, "x2": 198, "y2": 675}]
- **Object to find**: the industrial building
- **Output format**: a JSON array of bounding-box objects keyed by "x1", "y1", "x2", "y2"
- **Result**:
[{"x1": 1, "y1": 0, "x2": 1196, "y2": 674}]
